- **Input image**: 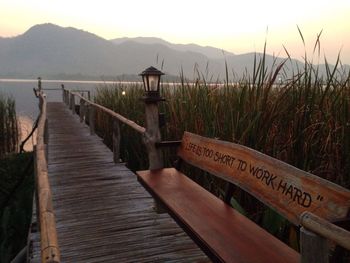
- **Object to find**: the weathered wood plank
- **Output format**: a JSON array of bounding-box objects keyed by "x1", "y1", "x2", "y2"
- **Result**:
[{"x1": 178, "y1": 132, "x2": 350, "y2": 225}]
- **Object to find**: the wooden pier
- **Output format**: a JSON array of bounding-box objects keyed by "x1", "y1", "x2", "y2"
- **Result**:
[
  {"x1": 30, "y1": 102, "x2": 208, "y2": 262},
  {"x1": 27, "y1": 83, "x2": 350, "y2": 263}
]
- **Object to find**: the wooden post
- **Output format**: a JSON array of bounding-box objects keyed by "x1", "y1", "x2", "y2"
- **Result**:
[
  {"x1": 66, "y1": 90, "x2": 69, "y2": 106},
  {"x1": 79, "y1": 99, "x2": 84, "y2": 123},
  {"x1": 70, "y1": 94, "x2": 75, "y2": 114},
  {"x1": 112, "y1": 119, "x2": 121, "y2": 163},
  {"x1": 89, "y1": 104, "x2": 95, "y2": 135},
  {"x1": 300, "y1": 211, "x2": 350, "y2": 251},
  {"x1": 88, "y1": 91, "x2": 91, "y2": 101},
  {"x1": 85, "y1": 103, "x2": 89, "y2": 125},
  {"x1": 300, "y1": 227, "x2": 329, "y2": 263},
  {"x1": 68, "y1": 93, "x2": 72, "y2": 110},
  {"x1": 143, "y1": 99, "x2": 164, "y2": 213},
  {"x1": 38, "y1": 77, "x2": 42, "y2": 92},
  {"x1": 61, "y1": 84, "x2": 65, "y2": 103},
  {"x1": 143, "y1": 102, "x2": 163, "y2": 170}
]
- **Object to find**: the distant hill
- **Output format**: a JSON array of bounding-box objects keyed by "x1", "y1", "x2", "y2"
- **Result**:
[
  {"x1": 110, "y1": 37, "x2": 233, "y2": 59},
  {"x1": 0, "y1": 23, "x2": 348, "y2": 81}
]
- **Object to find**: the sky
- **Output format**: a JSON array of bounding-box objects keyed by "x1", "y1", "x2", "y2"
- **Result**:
[{"x1": 1, "y1": 0, "x2": 350, "y2": 64}]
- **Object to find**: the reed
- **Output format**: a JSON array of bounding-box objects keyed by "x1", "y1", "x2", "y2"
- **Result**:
[
  {"x1": 0, "y1": 93, "x2": 18, "y2": 158},
  {"x1": 0, "y1": 152, "x2": 34, "y2": 263},
  {"x1": 94, "y1": 51, "x2": 350, "y2": 248}
]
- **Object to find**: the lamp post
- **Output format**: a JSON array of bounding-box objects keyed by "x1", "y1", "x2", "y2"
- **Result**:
[{"x1": 140, "y1": 66, "x2": 165, "y2": 170}]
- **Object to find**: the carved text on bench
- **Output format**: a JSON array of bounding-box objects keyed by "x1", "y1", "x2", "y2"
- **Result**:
[{"x1": 185, "y1": 142, "x2": 316, "y2": 208}]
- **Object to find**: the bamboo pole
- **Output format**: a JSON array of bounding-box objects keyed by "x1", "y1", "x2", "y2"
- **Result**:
[{"x1": 36, "y1": 92, "x2": 60, "y2": 263}]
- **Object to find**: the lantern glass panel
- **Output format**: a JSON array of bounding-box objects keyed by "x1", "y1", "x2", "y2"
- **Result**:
[
  {"x1": 142, "y1": 75, "x2": 148, "y2": 92},
  {"x1": 148, "y1": 75, "x2": 159, "y2": 92}
]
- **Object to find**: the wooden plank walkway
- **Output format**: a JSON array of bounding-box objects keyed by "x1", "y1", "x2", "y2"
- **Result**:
[{"x1": 39, "y1": 102, "x2": 208, "y2": 262}]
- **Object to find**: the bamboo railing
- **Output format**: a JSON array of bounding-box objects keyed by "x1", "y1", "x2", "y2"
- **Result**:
[{"x1": 35, "y1": 91, "x2": 60, "y2": 263}]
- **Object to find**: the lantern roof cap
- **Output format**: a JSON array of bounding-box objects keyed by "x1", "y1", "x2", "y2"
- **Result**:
[{"x1": 139, "y1": 66, "x2": 164, "y2": 76}]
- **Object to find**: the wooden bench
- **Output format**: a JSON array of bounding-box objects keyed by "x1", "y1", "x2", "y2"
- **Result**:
[{"x1": 137, "y1": 132, "x2": 350, "y2": 263}]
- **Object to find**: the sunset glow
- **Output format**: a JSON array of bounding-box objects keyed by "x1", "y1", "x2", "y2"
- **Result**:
[{"x1": 1, "y1": 0, "x2": 349, "y2": 63}]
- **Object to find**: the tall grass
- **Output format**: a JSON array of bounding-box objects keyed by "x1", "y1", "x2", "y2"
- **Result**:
[
  {"x1": 0, "y1": 153, "x2": 34, "y2": 263},
  {"x1": 93, "y1": 52, "x2": 350, "y2": 251},
  {"x1": 0, "y1": 93, "x2": 18, "y2": 158},
  {"x1": 94, "y1": 61, "x2": 350, "y2": 189}
]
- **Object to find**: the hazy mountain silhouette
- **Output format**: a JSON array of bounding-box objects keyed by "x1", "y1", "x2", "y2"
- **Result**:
[
  {"x1": 0, "y1": 23, "x2": 347, "y2": 80},
  {"x1": 110, "y1": 37, "x2": 234, "y2": 59}
]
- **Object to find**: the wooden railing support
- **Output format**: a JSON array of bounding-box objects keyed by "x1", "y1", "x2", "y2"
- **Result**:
[
  {"x1": 63, "y1": 90, "x2": 66, "y2": 105},
  {"x1": 85, "y1": 103, "x2": 89, "y2": 125},
  {"x1": 300, "y1": 227, "x2": 328, "y2": 263},
  {"x1": 70, "y1": 94, "x2": 75, "y2": 114},
  {"x1": 68, "y1": 93, "x2": 72, "y2": 109},
  {"x1": 66, "y1": 90, "x2": 69, "y2": 106},
  {"x1": 142, "y1": 99, "x2": 164, "y2": 213},
  {"x1": 299, "y1": 211, "x2": 350, "y2": 262},
  {"x1": 89, "y1": 104, "x2": 95, "y2": 135},
  {"x1": 112, "y1": 119, "x2": 121, "y2": 163},
  {"x1": 38, "y1": 77, "x2": 42, "y2": 92},
  {"x1": 61, "y1": 85, "x2": 65, "y2": 103},
  {"x1": 143, "y1": 102, "x2": 163, "y2": 170},
  {"x1": 79, "y1": 99, "x2": 85, "y2": 123}
]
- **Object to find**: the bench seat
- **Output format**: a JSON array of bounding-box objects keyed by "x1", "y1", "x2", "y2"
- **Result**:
[{"x1": 137, "y1": 168, "x2": 299, "y2": 263}]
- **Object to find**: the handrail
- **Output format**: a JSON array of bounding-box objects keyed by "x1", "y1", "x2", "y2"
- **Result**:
[
  {"x1": 67, "y1": 89, "x2": 146, "y2": 134},
  {"x1": 300, "y1": 211, "x2": 350, "y2": 250},
  {"x1": 36, "y1": 91, "x2": 60, "y2": 263}
]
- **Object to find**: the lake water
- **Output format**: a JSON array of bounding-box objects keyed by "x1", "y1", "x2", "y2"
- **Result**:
[{"x1": 0, "y1": 79, "x2": 123, "y2": 120}]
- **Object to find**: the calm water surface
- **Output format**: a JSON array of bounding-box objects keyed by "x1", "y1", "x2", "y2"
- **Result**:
[{"x1": 0, "y1": 79, "x2": 123, "y2": 120}]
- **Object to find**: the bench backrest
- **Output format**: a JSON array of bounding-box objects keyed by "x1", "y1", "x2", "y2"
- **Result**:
[{"x1": 178, "y1": 132, "x2": 350, "y2": 225}]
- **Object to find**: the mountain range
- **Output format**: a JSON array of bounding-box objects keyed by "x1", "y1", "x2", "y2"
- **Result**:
[{"x1": 0, "y1": 23, "x2": 348, "y2": 81}]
